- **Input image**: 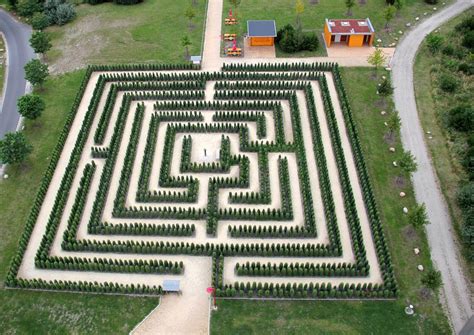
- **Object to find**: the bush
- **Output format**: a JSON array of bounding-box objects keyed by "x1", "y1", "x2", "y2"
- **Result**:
[
  {"x1": 441, "y1": 44, "x2": 455, "y2": 56},
  {"x1": 16, "y1": 0, "x2": 42, "y2": 17},
  {"x1": 461, "y1": 30, "x2": 474, "y2": 50},
  {"x1": 462, "y1": 135, "x2": 474, "y2": 180},
  {"x1": 31, "y1": 12, "x2": 50, "y2": 30},
  {"x1": 458, "y1": 62, "x2": 474, "y2": 75},
  {"x1": 44, "y1": 0, "x2": 76, "y2": 26},
  {"x1": 447, "y1": 105, "x2": 473, "y2": 132},
  {"x1": 276, "y1": 24, "x2": 318, "y2": 53},
  {"x1": 438, "y1": 73, "x2": 458, "y2": 92},
  {"x1": 426, "y1": 33, "x2": 444, "y2": 54},
  {"x1": 456, "y1": 16, "x2": 474, "y2": 33},
  {"x1": 457, "y1": 182, "x2": 474, "y2": 210}
]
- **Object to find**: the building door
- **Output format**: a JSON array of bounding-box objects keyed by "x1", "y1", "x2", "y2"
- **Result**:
[
  {"x1": 363, "y1": 34, "x2": 370, "y2": 45},
  {"x1": 334, "y1": 35, "x2": 341, "y2": 43}
]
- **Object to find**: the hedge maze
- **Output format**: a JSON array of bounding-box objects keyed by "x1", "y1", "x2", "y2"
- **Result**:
[{"x1": 7, "y1": 63, "x2": 397, "y2": 299}]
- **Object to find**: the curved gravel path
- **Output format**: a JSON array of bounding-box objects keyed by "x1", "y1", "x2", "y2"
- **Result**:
[
  {"x1": 0, "y1": 9, "x2": 35, "y2": 139},
  {"x1": 391, "y1": 0, "x2": 473, "y2": 332}
]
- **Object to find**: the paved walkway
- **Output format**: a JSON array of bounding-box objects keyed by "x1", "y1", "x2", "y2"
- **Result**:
[
  {"x1": 391, "y1": 0, "x2": 473, "y2": 332},
  {"x1": 0, "y1": 9, "x2": 34, "y2": 139}
]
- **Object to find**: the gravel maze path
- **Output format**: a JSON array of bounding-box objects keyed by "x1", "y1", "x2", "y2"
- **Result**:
[{"x1": 391, "y1": 0, "x2": 473, "y2": 332}]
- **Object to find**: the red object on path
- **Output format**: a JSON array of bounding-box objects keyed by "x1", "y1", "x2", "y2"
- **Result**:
[
  {"x1": 232, "y1": 39, "x2": 237, "y2": 51},
  {"x1": 229, "y1": 9, "x2": 232, "y2": 17},
  {"x1": 207, "y1": 287, "x2": 216, "y2": 308}
]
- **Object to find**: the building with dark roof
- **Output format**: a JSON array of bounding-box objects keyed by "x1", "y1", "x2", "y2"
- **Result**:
[
  {"x1": 247, "y1": 20, "x2": 277, "y2": 46},
  {"x1": 324, "y1": 18, "x2": 375, "y2": 47}
]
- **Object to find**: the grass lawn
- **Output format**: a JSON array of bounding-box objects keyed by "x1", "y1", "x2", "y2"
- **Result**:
[
  {"x1": 221, "y1": 0, "x2": 452, "y2": 57},
  {"x1": 210, "y1": 68, "x2": 450, "y2": 334},
  {"x1": 0, "y1": 70, "x2": 159, "y2": 334},
  {"x1": 414, "y1": 9, "x2": 474, "y2": 280},
  {"x1": 46, "y1": 0, "x2": 208, "y2": 71}
]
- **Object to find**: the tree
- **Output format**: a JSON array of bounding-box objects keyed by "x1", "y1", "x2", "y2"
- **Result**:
[
  {"x1": 408, "y1": 203, "x2": 429, "y2": 227},
  {"x1": 31, "y1": 12, "x2": 50, "y2": 30},
  {"x1": 17, "y1": 94, "x2": 45, "y2": 120},
  {"x1": 184, "y1": 7, "x2": 196, "y2": 31},
  {"x1": 295, "y1": 0, "x2": 305, "y2": 29},
  {"x1": 16, "y1": 0, "x2": 42, "y2": 17},
  {"x1": 384, "y1": 5, "x2": 396, "y2": 29},
  {"x1": 387, "y1": 111, "x2": 401, "y2": 136},
  {"x1": 0, "y1": 132, "x2": 32, "y2": 165},
  {"x1": 421, "y1": 268, "x2": 442, "y2": 291},
  {"x1": 399, "y1": 150, "x2": 418, "y2": 176},
  {"x1": 181, "y1": 35, "x2": 191, "y2": 60},
  {"x1": 24, "y1": 59, "x2": 49, "y2": 88},
  {"x1": 229, "y1": 0, "x2": 241, "y2": 16},
  {"x1": 345, "y1": 0, "x2": 355, "y2": 16},
  {"x1": 29, "y1": 31, "x2": 52, "y2": 55},
  {"x1": 367, "y1": 48, "x2": 386, "y2": 72},
  {"x1": 426, "y1": 33, "x2": 444, "y2": 53}
]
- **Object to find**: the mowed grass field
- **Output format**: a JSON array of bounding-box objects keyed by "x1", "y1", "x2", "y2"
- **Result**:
[
  {"x1": 414, "y1": 9, "x2": 474, "y2": 279},
  {"x1": 221, "y1": 0, "x2": 452, "y2": 57},
  {"x1": 210, "y1": 68, "x2": 450, "y2": 334},
  {"x1": 47, "y1": 0, "x2": 208, "y2": 71},
  {"x1": 0, "y1": 71, "x2": 159, "y2": 334}
]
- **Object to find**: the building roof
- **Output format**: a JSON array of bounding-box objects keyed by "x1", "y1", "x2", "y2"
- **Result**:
[
  {"x1": 163, "y1": 280, "x2": 180, "y2": 292},
  {"x1": 247, "y1": 20, "x2": 277, "y2": 37},
  {"x1": 326, "y1": 18, "x2": 375, "y2": 34}
]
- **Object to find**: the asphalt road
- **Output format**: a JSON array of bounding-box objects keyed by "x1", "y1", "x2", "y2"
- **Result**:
[
  {"x1": 391, "y1": 0, "x2": 473, "y2": 332},
  {"x1": 0, "y1": 9, "x2": 35, "y2": 139}
]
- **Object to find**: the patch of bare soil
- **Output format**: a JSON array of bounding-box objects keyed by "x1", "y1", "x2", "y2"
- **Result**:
[
  {"x1": 393, "y1": 175, "x2": 406, "y2": 189},
  {"x1": 402, "y1": 225, "x2": 419, "y2": 244},
  {"x1": 384, "y1": 132, "x2": 396, "y2": 146},
  {"x1": 49, "y1": 13, "x2": 136, "y2": 74}
]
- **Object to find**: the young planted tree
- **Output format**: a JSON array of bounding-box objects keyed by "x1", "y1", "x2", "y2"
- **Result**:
[
  {"x1": 367, "y1": 48, "x2": 387, "y2": 73},
  {"x1": 17, "y1": 94, "x2": 45, "y2": 120},
  {"x1": 229, "y1": 0, "x2": 241, "y2": 17},
  {"x1": 181, "y1": 35, "x2": 191, "y2": 60},
  {"x1": 345, "y1": 0, "x2": 355, "y2": 16},
  {"x1": 184, "y1": 7, "x2": 196, "y2": 31},
  {"x1": 0, "y1": 132, "x2": 32, "y2": 165},
  {"x1": 378, "y1": 77, "x2": 393, "y2": 98},
  {"x1": 29, "y1": 31, "x2": 52, "y2": 57},
  {"x1": 384, "y1": 5, "x2": 396, "y2": 29},
  {"x1": 399, "y1": 149, "x2": 418, "y2": 177},
  {"x1": 408, "y1": 203, "x2": 429, "y2": 227},
  {"x1": 295, "y1": 0, "x2": 305, "y2": 29},
  {"x1": 24, "y1": 59, "x2": 49, "y2": 88},
  {"x1": 386, "y1": 111, "x2": 401, "y2": 138},
  {"x1": 421, "y1": 267, "x2": 443, "y2": 291}
]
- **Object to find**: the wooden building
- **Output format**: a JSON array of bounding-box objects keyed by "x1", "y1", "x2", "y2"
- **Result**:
[
  {"x1": 247, "y1": 20, "x2": 277, "y2": 46},
  {"x1": 324, "y1": 18, "x2": 375, "y2": 48}
]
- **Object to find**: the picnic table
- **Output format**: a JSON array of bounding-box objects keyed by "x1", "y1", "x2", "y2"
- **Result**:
[{"x1": 224, "y1": 18, "x2": 238, "y2": 25}]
